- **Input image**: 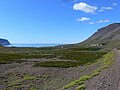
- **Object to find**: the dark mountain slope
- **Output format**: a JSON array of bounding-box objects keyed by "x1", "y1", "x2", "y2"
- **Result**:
[
  {"x1": 0, "y1": 38, "x2": 10, "y2": 45},
  {"x1": 79, "y1": 23, "x2": 120, "y2": 49}
]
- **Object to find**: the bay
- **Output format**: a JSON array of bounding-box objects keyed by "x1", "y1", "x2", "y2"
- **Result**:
[{"x1": 5, "y1": 43, "x2": 60, "y2": 48}]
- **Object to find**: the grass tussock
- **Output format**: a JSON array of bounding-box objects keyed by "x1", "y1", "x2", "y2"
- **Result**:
[
  {"x1": 77, "y1": 84, "x2": 85, "y2": 90},
  {"x1": 63, "y1": 75, "x2": 90, "y2": 89}
]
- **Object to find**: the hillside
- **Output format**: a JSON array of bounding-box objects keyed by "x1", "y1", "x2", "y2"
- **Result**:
[
  {"x1": 78, "y1": 23, "x2": 120, "y2": 49},
  {"x1": 0, "y1": 38, "x2": 10, "y2": 45}
]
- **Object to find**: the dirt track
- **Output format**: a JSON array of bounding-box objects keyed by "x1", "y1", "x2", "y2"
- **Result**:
[{"x1": 85, "y1": 51, "x2": 120, "y2": 90}]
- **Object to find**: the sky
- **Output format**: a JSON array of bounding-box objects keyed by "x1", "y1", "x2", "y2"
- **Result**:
[{"x1": 0, "y1": 0, "x2": 120, "y2": 44}]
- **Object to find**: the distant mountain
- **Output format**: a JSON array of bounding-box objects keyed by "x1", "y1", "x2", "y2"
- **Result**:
[
  {"x1": 80, "y1": 23, "x2": 120, "y2": 49},
  {"x1": 0, "y1": 38, "x2": 10, "y2": 45}
]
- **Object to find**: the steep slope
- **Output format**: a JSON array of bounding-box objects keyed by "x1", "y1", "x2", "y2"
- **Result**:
[
  {"x1": 0, "y1": 38, "x2": 10, "y2": 45},
  {"x1": 80, "y1": 23, "x2": 120, "y2": 48}
]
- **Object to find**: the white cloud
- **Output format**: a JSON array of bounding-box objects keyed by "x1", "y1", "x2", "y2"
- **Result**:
[
  {"x1": 77, "y1": 17, "x2": 90, "y2": 22},
  {"x1": 96, "y1": 20, "x2": 110, "y2": 23},
  {"x1": 88, "y1": 20, "x2": 110, "y2": 24},
  {"x1": 101, "y1": 7, "x2": 113, "y2": 10},
  {"x1": 113, "y1": 3, "x2": 117, "y2": 6},
  {"x1": 99, "y1": 9, "x2": 104, "y2": 12},
  {"x1": 88, "y1": 22, "x2": 95, "y2": 24},
  {"x1": 73, "y1": 2, "x2": 97, "y2": 14},
  {"x1": 99, "y1": 7, "x2": 113, "y2": 12}
]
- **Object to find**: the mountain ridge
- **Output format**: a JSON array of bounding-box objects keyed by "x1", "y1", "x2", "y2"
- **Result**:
[{"x1": 79, "y1": 23, "x2": 120, "y2": 49}]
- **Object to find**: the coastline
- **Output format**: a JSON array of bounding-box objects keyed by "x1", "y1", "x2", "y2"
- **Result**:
[{"x1": 4, "y1": 43, "x2": 61, "y2": 48}]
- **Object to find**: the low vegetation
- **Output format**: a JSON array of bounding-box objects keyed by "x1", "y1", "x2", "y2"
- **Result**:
[
  {"x1": 6, "y1": 74, "x2": 38, "y2": 90},
  {"x1": 63, "y1": 52, "x2": 115, "y2": 90},
  {"x1": 0, "y1": 47, "x2": 106, "y2": 67},
  {"x1": 63, "y1": 75, "x2": 90, "y2": 89},
  {"x1": 0, "y1": 47, "x2": 116, "y2": 90},
  {"x1": 34, "y1": 52, "x2": 106, "y2": 68},
  {"x1": 77, "y1": 84, "x2": 85, "y2": 90},
  {"x1": 66, "y1": 47, "x2": 101, "y2": 51},
  {"x1": 34, "y1": 61, "x2": 80, "y2": 68},
  {"x1": 0, "y1": 53, "x2": 55, "y2": 64},
  {"x1": 59, "y1": 51, "x2": 106, "y2": 61}
]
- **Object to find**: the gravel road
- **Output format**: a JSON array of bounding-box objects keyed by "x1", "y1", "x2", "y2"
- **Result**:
[{"x1": 85, "y1": 51, "x2": 120, "y2": 90}]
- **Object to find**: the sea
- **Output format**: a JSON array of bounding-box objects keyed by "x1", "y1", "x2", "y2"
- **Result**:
[{"x1": 5, "y1": 43, "x2": 61, "y2": 48}]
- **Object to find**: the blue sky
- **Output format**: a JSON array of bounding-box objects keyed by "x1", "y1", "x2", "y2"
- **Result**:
[{"x1": 0, "y1": 0, "x2": 120, "y2": 44}]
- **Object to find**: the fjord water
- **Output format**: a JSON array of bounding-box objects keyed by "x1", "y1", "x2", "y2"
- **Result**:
[{"x1": 5, "y1": 43, "x2": 59, "y2": 47}]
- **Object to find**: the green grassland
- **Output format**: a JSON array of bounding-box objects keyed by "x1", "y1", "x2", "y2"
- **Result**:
[
  {"x1": 0, "y1": 46, "x2": 115, "y2": 90},
  {"x1": 34, "y1": 52, "x2": 106, "y2": 68},
  {"x1": 0, "y1": 46, "x2": 106, "y2": 68},
  {"x1": 0, "y1": 53, "x2": 56, "y2": 64}
]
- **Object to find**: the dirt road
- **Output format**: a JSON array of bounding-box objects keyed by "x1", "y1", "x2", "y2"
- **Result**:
[{"x1": 85, "y1": 51, "x2": 120, "y2": 90}]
